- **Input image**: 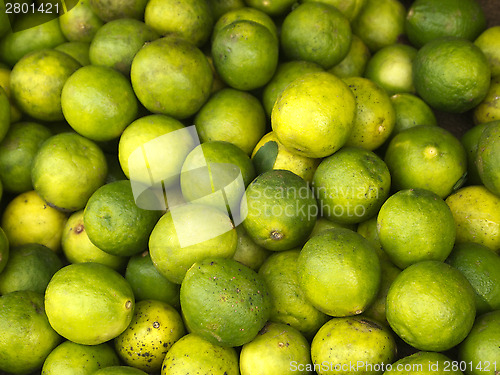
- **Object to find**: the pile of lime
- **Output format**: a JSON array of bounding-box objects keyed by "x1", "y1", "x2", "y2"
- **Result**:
[{"x1": 0, "y1": 0, "x2": 500, "y2": 374}]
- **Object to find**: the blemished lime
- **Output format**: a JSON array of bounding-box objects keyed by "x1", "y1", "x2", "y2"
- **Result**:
[
  {"x1": 474, "y1": 76, "x2": 500, "y2": 124},
  {"x1": 58, "y1": 0, "x2": 104, "y2": 43}
]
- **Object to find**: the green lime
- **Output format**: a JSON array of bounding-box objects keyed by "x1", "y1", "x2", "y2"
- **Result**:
[
  {"x1": 309, "y1": 217, "x2": 357, "y2": 238},
  {"x1": 114, "y1": 300, "x2": 185, "y2": 373},
  {"x1": 149, "y1": 203, "x2": 237, "y2": 284},
  {"x1": 262, "y1": 60, "x2": 324, "y2": 119},
  {"x1": 31, "y1": 132, "x2": 108, "y2": 211},
  {"x1": 474, "y1": 25, "x2": 500, "y2": 77},
  {"x1": 312, "y1": 146, "x2": 391, "y2": 224},
  {"x1": 118, "y1": 114, "x2": 195, "y2": 187},
  {"x1": 59, "y1": 0, "x2": 104, "y2": 43},
  {"x1": 194, "y1": 88, "x2": 266, "y2": 155},
  {"x1": 61, "y1": 65, "x2": 138, "y2": 141},
  {"x1": 0, "y1": 227, "x2": 8, "y2": 274},
  {"x1": 413, "y1": 37, "x2": 491, "y2": 113},
  {"x1": 144, "y1": 0, "x2": 213, "y2": 46},
  {"x1": 474, "y1": 76, "x2": 500, "y2": 124},
  {"x1": 351, "y1": 0, "x2": 405, "y2": 52},
  {"x1": 297, "y1": 228, "x2": 381, "y2": 316},
  {"x1": 0, "y1": 291, "x2": 61, "y2": 375},
  {"x1": 87, "y1": 0, "x2": 148, "y2": 21},
  {"x1": 55, "y1": 42, "x2": 91, "y2": 66},
  {"x1": 377, "y1": 188, "x2": 456, "y2": 269},
  {"x1": 180, "y1": 257, "x2": 272, "y2": 347},
  {"x1": 161, "y1": 333, "x2": 239, "y2": 375},
  {"x1": 241, "y1": 169, "x2": 318, "y2": 251},
  {"x1": 390, "y1": 93, "x2": 437, "y2": 136},
  {"x1": 477, "y1": 120, "x2": 500, "y2": 195},
  {"x1": 125, "y1": 251, "x2": 180, "y2": 307},
  {"x1": 209, "y1": 0, "x2": 245, "y2": 20},
  {"x1": 458, "y1": 310, "x2": 500, "y2": 375},
  {"x1": 384, "y1": 352, "x2": 463, "y2": 375},
  {"x1": 0, "y1": 87, "x2": 9, "y2": 141},
  {"x1": 405, "y1": 0, "x2": 487, "y2": 48},
  {"x1": 0, "y1": 121, "x2": 52, "y2": 193},
  {"x1": 280, "y1": 2, "x2": 352, "y2": 69},
  {"x1": 252, "y1": 131, "x2": 321, "y2": 182},
  {"x1": 343, "y1": 77, "x2": 396, "y2": 150},
  {"x1": 180, "y1": 140, "x2": 255, "y2": 213},
  {"x1": 0, "y1": 13, "x2": 66, "y2": 67},
  {"x1": 311, "y1": 317, "x2": 397, "y2": 375},
  {"x1": 461, "y1": 122, "x2": 490, "y2": 185},
  {"x1": 302, "y1": 0, "x2": 366, "y2": 21},
  {"x1": 240, "y1": 322, "x2": 312, "y2": 375},
  {"x1": 232, "y1": 225, "x2": 271, "y2": 272},
  {"x1": 89, "y1": 19, "x2": 158, "y2": 75},
  {"x1": 84, "y1": 180, "x2": 160, "y2": 257},
  {"x1": 212, "y1": 20, "x2": 279, "y2": 90},
  {"x1": 93, "y1": 366, "x2": 148, "y2": 375},
  {"x1": 62, "y1": 210, "x2": 128, "y2": 271},
  {"x1": 384, "y1": 125, "x2": 467, "y2": 198},
  {"x1": 41, "y1": 341, "x2": 120, "y2": 375},
  {"x1": 1, "y1": 190, "x2": 67, "y2": 252},
  {"x1": 258, "y1": 250, "x2": 329, "y2": 339},
  {"x1": 0, "y1": 243, "x2": 62, "y2": 295},
  {"x1": 446, "y1": 242, "x2": 500, "y2": 315},
  {"x1": 10, "y1": 49, "x2": 81, "y2": 122},
  {"x1": 130, "y1": 35, "x2": 213, "y2": 119},
  {"x1": 0, "y1": 65, "x2": 22, "y2": 123},
  {"x1": 45, "y1": 262, "x2": 135, "y2": 345},
  {"x1": 244, "y1": 0, "x2": 295, "y2": 16},
  {"x1": 328, "y1": 35, "x2": 371, "y2": 78},
  {"x1": 271, "y1": 72, "x2": 356, "y2": 158},
  {"x1": 446, "y1": 185, "x2": 500, "y2": 254},
  {"x1": 386, "y1": 260, "x2": 476, "y2": 351},
  {"x1": 364, "y1": 43, "x2": 417, "y2": 96}
]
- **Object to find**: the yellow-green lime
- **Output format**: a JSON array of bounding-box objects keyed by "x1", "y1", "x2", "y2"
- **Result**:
[
  {"x1": 280, "y1": 2, "x2": 352, "y2": 69},
  {"x1": 309, "y1": 217, "x2": 357, "y2": 238},
  {"x1": 1, "y1": 190, "x2": 67, "y2": 252},
  {"x1": 55, "y1": 42, "x2": 91, "y2": 66},
  {"x1": 212, "y1": 20, "x2": 279, "y2": 90},
  {"x1": 0, "y1": 65, "x2": 23, "y2": 123},
  {"x1": 312, "y1": 147, "x2": 391, "y2": 224},
  {"x1": 446, "y1": 242, "x2": 500, "y2": 315},
  {"x1": 329, "y1": 35, "x2": 371, "y2": 78},
  {"x1": 357, "y1": 217, "x2": 390, "y2": 262},
  {"x1": 114, "y1": 300, "x2": 185, "y2": 373},
  {"x1": 271, "y1": 72, "x2": 356, "y2": 158},
  {"x1": 87, "y1": 0, "x2": 148, "y2": 22},
  {"x1": 383, "y1": 352, "x2": 463, "y2": 375},
  {"x1": 10, "y1": 49, "x2": 81, "y2": 122},
  {"x1": 302, "y1": 0, "x2": 366, "y2": 21},
  {"x1": 44, "y1": 262, "x2": 135, "y2": 345},
  {"x1": 262, "y1": 61, "x2": 324, "y2": 119},
  {"x1": 194, "y1": 88, "x2": 266, "y2": 155},
  {"x1": 476, "y1": 120, "x2": 500, "y2": 195},
  {"x1": 93, "y1": 366, "x2": 148, "y2": 375},
  {"x1": 351, "y1": 0, "x2": 405, "y2": 52},
  {"x1": 413, "y1": 37, "x2": 491, "y2": 113},
  {"x1": 384, "y1": 125, "x2": 467, "y2": 198},
  {"x1": 0, "y1": 291, "x2": 61, "y2": 375},
  {"x1": 240, "y1": 322, "x2": 312, "y2": 375},
  {"x1": 232, "y1": 225, "x2": 271, "y2": 272},
  {"x1": 461, "y1": 122, "x2": 490, "y2": 185},
  {"x1": 445, "y1": 185, "x2": 500, "y2": 254},
  {"x1": 61, "y1": 65, "x2": 138, "y2": 141},
  {"x1": 474, "y1": 76, "x2": 500, "y2": 124},
  {"x1": 209, "y1": 0, "x2": 245, "y2": 20},
  {"x1": 244, "y1": 0, "x2": 296, "y2": 16},
  {"x1": 474, "y1": 25, "x2": 500, "y2": 77},
  {"x1": 364, "y1": 44, "x2": 417, "y2": 96},
  {"x1": 311, "y1": 316, "x2": 397, "y2": 375},
  {"x1": 297, "y1": 228, "x2": 381, "y2": 316},
  {"x1": 0, "y1": 87, "x2": 9, "y2": 141},
  {"x1": 241, "y1": 170, "x2": 318, "y2": 251},
  {"x1": 58, "y1": 0, "x2": 104, "y2": 42},
  {"x1": 343, "y1": 77, "x2": 396, "y2": 150},
  {"x1": 0, "y1": 243, "x2": 62, "y2": 295},
  {"x1": 31, "y1": 132, "x2": 108, "y2": 211},
  {"x1": 180, "y1": 257, "x2": 272, "y2": 347},
  {"x1": 84, "y1": 180, "x2": 161, "y2": 257},
  {"x1": 386, "y1": 260, "x2": 476, "y2": 351},
  {"x1": 405, "y1": 0, "x2": 487, "y2": 48},
  {"x1": 458, "y1": 310, "x2": 500, "y2": 375},
  {"x1": 130, "y1": 35, "x2": 213, "y2": 119},
  {"x1": 41, "y1": 341, "x2": 120, "y2": 375},
  {"x1": 0, "y1": 227, "x2": 8, "y2": 274},
  {"x1": 258, "y1": 250, "x2": 329, "y2": 339},
  {"x1": 377, "y1": 188, "x2": 456, "y2": 269},
  {"x1": 125, "y1": 251, "x2": 180, "y2": 308},
  {"x1": 390, "y1": 93, "x2": 437, "y2": 136},
  {"x1": 144, "y1": 0, "x2": 214, "y2": 46},
  {"x1": 161, "y1": 333, "x2": 239, "y2": 375},
  {"x1": 149, "y1": 203, "x2": 237, "y2": 284},
  {"x1": 62, "y1": 210, "x2": 128, "y2": 271},
  {"x1": 0, "y1": 121, "x2": 52, "y2": 193}
]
